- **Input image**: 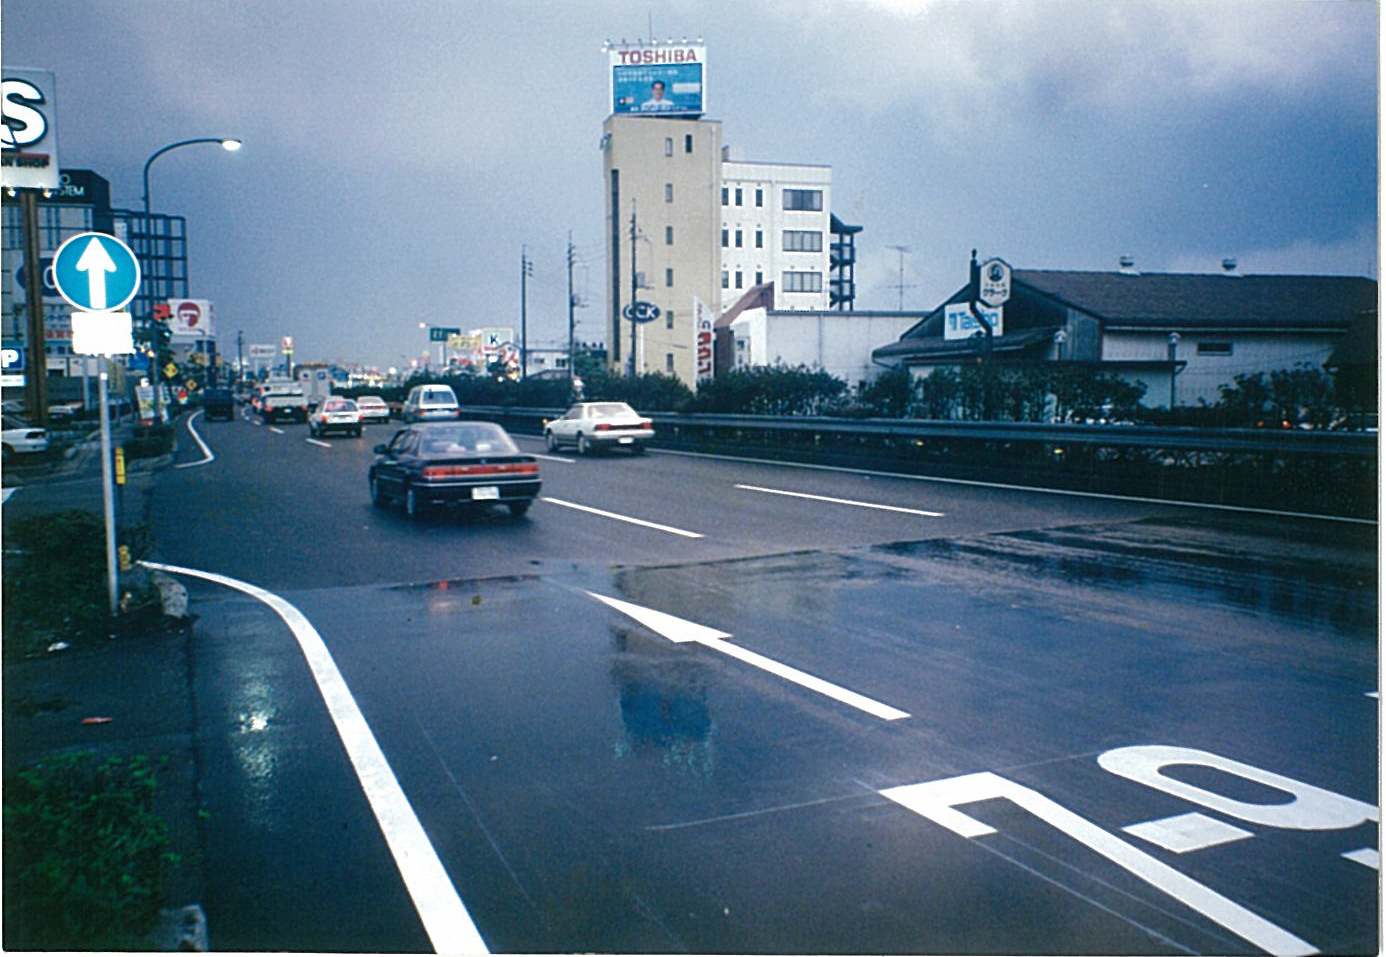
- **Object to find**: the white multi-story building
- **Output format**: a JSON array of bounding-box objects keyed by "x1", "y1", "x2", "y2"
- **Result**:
[{"x1": 719, "y1": 159, "x2": 832, "y2": 314}]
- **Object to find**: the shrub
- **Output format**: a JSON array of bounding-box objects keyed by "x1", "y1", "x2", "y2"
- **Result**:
[
  {"x1": 690, "y1": 364, "x2": 848, "y2": 416},
  {"x1": 4, "y1": 752, "x2": 173, "y2": 950},
  {"x1": 2, "y1": 511, "x2": 160, "y2": 657}
]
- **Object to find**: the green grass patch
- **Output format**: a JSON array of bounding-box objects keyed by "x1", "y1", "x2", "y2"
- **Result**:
[{"x1": 3, "y1": 752, "x2": 176, "y2": 950}]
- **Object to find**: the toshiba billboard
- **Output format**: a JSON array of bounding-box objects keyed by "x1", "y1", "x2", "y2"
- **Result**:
[{"x1": 609, "y1": 43, "x2": 705, "y2": 117}]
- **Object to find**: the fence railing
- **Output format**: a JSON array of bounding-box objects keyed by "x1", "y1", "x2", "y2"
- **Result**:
[{"x1": 459, "y1": 405, "x2": 1378, "y2": 519}]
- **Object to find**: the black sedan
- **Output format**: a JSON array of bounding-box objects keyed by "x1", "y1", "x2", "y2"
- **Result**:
[{"x1": 368, "y1": 421, "x2": 541, "y2": 520}]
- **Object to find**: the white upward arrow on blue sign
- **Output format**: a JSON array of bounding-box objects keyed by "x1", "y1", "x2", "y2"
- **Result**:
[{"x1": 52, "y1": 232, "x2": 141, "y2": 313}]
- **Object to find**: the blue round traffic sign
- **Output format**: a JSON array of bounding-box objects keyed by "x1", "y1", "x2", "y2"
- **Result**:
[{"x1": 51, "y1": 232, "x2": 141, "y2": 312}]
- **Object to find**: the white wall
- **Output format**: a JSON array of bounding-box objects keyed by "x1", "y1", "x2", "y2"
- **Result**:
[{"x1": 734, "y1": 310, "x2": 920, "y2": 386}]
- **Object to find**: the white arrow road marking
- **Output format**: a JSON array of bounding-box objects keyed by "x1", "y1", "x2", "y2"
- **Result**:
[
  {"x1": 141, "y1": 561, "x2": 489, "y2": 954},
  {"x1": 587, "y1": 592, "x2": 910, "y2": 721},
  {"x1": 75, "y1": 237, "x2": 117, "y2": 310},
  {"x1": 736, "y1": 484, "x2": 944, "y2": 517}
]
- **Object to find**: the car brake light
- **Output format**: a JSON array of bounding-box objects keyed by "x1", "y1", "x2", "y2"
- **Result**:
[
  {"x1": 640, "y1": 420, "x2": 652, "y2": 429},
  {"x1": 595, "y1": 423, "x2": 611, "y2": 431},
  {"x1": 421, "y1": 462, "x2": 539, "y2": 479}
]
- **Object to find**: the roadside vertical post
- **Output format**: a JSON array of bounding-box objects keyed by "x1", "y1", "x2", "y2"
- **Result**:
[
  {"x1": 98, "y1": 363, "x2": 119, "y2": 616},
  {"x1": 20, "y1": 190, "x2": 48, "y2": 426}
]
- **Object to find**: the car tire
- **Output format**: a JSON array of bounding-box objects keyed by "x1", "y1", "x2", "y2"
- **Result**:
[
  {"x1": 577, "y1": 433, "x2": 591, "y2": 456},
  {"x1": 508, "y1": 500, "x2": 531, "y2": 519},
  {"x1": 370, "y1": 474, "x2": 386, "y2": 507},
  {"x1": 405, "y1": 484, "x2": 425, "y2": 520},
  {"x1": 546, "y1": 431, "x2": 559, "y2": 452},
  {"x1": 353, "y1": 428, "x2": 361, "y2": 438}
]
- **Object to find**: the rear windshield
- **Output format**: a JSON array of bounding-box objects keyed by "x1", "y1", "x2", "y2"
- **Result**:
[
  {"x1": 416, "y1": 423, "x2": 517, "y2": 455},
  {"x1": 591, "y1": 403, "x2": 636, "y2": 416},
  {"x1": 421, "y1": 389, "x2": 457, "y2": 404}
]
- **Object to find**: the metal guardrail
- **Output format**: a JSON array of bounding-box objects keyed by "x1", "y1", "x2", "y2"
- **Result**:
[
  {"x1": 460, "y1": 406, "x2": 1377, "y2": 458},
  {"x1": 458, "y1": 405, "x2": 1377, "y2": 518}
]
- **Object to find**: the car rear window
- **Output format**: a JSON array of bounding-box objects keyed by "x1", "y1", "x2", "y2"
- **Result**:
[
  {"x1": 591, "y1": 403, "x2": 635, "y2": 416},
  {"x1": 422, "y1": 389, "x2": 456, "y2": 404},
  {"x1": 417, "y1": 424, "x2": 517, "y2": 454}
]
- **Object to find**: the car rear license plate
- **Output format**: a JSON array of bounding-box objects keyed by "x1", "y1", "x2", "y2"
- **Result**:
[
  {"x1": 619, "y1": 436, "x2": 633, "y2": 444},
  {"x1": 472, "y1": 486, "x2": 500, "y2": 500}
]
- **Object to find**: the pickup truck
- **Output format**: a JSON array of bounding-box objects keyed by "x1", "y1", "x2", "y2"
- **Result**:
[{"x1": 259, "y1": 386, "x2": 309, "y2": 423}]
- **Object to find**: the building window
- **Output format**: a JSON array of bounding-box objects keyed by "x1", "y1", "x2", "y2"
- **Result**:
[
  {"x1": 735, "y1": 228, "x2": 743, "y2": 248},
  {"x1": 666, "y1": 353, "x2": 675, "y2": 372},
  {"x1": 755, "y1": 229, "x2": 763, "y2": 249},
  {"x1": 783, "y1": 230, "x2": 823, "y2": 252},
  {"x1": 721, "y1": 187, "x2": 729, "y2": 206},
  {"x1": 665, "y1": 268, "x2": 674, "y2": 287},
  {"x1": 666, "y1": 309, "x2": 675, "y2": 330},
  {"x1": 721, "y1": 228, "x2": 729, "y2": 248},
  {"x1": 735, "y1": 188, "x2": 743, "y2": 206},
  {"x1": 783, "y1": 189, "x2": 823, "y2": 211},
  {"x1": 665, "y1": 183, "x2": 673, "y2": 203},
  {"x1": 685, "y1": 134, "x2": 693, "y2": 153},
  {"x1": 664, "y1": 137, "x2": 673, "y2": 157},
  {"x1": 1197, "y1": 341, "x2": 1233, "y2": 355},
  {"x1": 735, "y1": 270, "x2": 743, "y2": 289},
  {"x1": 755, "y1": 270, "x2": 763, "y2": 285},
  {"x1": 665, "y1": 225, "x2": 674, "y2": 245},
  {"x1": 721, "y1": 270, "x2": 729, "y2": 289},
  {"x1": 782, "y1": 270, "x2": 823, "y2": 293},
  {"x1": 755, "y1": 188, "x2": 764, "y2": 207}
]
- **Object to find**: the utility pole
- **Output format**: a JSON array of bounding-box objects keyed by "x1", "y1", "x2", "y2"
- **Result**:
[
  {"x1": 628, "y1": 203, "x2": 639, "y2": 377},
  {"x1": 520, "y1": 246, "x2": 532, "y2": 379},
  {"x1": 566, "y1": 233, "x2": 577, "y2": 384},
  {"x1": 19, "y1": 190, "x2": 48, "y2": 426},
  {"x1": 236, "y1": 329, "x2": 245, "y2": 382},
  {"x1": 887, "y1": 244, "x2": 913, "y2": 311}
]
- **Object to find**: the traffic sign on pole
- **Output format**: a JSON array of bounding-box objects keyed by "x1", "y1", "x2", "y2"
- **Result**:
[{"x1": 51, "y1": 232, "x2": 141, "y2": 312}]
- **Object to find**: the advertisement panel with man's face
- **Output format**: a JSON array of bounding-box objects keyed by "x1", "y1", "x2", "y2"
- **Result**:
[{"x1": 609, "y1": 45, "x2": 705, "y2": 117}]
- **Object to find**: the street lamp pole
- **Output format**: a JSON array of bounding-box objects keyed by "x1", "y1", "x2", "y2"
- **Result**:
[{"x1": 141, "y1": 137, "x2": 241, "y2": 420}]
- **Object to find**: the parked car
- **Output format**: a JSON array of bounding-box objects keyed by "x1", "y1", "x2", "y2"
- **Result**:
[
  {"x1": 309, "y1": 396, "x2": 363, "y2": 438},
  {"x1": 202, "y1": 388, "x2": 235, "y2": 421},
  {"x1": 402, "y1": 384, "x2": 460, "y2": 422},
  {"x1": 369, "y1": 421, "x2": 540, "y2": 520},
  {"x1": 2, "y1": 414, "x2": 49, "y2": 462},
  {"x1": 354, "y1": 395, "x2": 391, "y2": 424},
  {"x1": 544, "y1": 401, "x2": 653, "y2": 455}
]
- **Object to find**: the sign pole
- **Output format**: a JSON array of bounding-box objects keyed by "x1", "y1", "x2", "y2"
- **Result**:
[
  {"x1": 20, "y1": 191, "x2": 49, "y2": 426},
  {"x1": 97, "y1": 362, "x2": 119, "y2": 617}
]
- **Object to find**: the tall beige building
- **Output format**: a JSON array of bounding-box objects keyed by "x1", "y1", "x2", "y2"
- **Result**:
[{"x1": 603, "y1": 114, "x2": 722, "y2": 384}]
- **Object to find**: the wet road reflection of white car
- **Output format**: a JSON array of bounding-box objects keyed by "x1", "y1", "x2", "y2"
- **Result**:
[{"x1": 544, "y1": 402, "x2": 653, "y2": 455}]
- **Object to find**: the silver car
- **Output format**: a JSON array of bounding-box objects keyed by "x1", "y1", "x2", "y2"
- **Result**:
[{"x1": 544, "y1": 402, "x2": 653, "y2": 455}]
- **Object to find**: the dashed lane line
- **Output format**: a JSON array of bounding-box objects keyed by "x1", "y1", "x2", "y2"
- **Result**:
[
  {"x1": 735, "y1": 483, "x2": 944, "y2": 517},
  {"x1": 542, "y1": 497, "x2": 702, "y2": 538}
]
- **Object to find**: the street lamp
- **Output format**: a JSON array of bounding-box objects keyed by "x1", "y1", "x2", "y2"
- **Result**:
[
  {"x1": 1167, "y1": 332, "x2": 1181, "y2": 409},
  {"x1": 140, "y1": 137, "x2": 242, "y2": 420}
]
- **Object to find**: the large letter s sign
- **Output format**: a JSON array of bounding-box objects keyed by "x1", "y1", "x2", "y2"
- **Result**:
[{"x1": 2, "y1": 79, "x2": 48, "y2": 150}]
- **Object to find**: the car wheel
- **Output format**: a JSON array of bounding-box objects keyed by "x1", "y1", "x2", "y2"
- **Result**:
[
  {"x1": 545, "y1": 430, "x2": 559, "y2": 452},
  {"x1": 369, "y1": 473, "x2": 386, "y2": 507},
  {"x1": 508, "y1": 500, "x2": 531, "y2": 519},
  {"x1": 577, "y1": 433, "x2": 591, "y2": 456},
  {"x1": 353, "y1": 427, "x2": 362, "y2": 438},
  {"x1": 405, "y1": 484, "x2": 425, "y2": 520}
]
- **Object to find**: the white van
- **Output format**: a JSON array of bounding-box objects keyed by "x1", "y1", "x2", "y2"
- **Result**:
[{"x1": 402, "y1": 384, "x2": 460, "y2": 422}]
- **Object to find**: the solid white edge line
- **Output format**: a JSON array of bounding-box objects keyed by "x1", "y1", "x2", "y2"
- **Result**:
[
  {"x1": 736, "y1": 483, "x2": 943, "y2": 517},
  {"x1": 0, "y1": 487, "x2": 16, "y2": 503},
  {"x1": 141, "y1": 561, "x2": 488, "y2": 955},
  {"x1": 173, "y1": 410, "x2": 215, "y2": 469},
  {"x1": 659, "y1": 448, "x2": 1377, "y2": 526},
  {"x1": 543, "y1": 497, "x2": 703, "y2": 538}
]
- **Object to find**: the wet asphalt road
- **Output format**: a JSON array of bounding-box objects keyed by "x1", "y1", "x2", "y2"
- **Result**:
[{"x1": 128, "y1": 412, "x2": 1381, "y2": 952}]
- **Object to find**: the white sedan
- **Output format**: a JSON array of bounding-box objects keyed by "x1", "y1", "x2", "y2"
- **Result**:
[
  {"x1": 2, "y1": 414, "x2": 50, "y2": 462},
  {"x1": 544, "y1": 402, "x2": 653, "y2": 455}
]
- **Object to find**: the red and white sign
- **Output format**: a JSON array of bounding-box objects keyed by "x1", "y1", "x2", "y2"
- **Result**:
[
  {"x1": 167, "y1": 298, "x2": 214, "y2": 338},
  {"x1": 693, "y1": 296, "x2": 714, "y2": 383},
  {"x1": 281, "y1": 335, "x2": 295, "y2": 353}
]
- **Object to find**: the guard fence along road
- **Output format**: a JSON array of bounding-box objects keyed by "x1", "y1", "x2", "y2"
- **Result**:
[{"x1": 459, "y1": 406, "x2": 1378, "y2": 521}]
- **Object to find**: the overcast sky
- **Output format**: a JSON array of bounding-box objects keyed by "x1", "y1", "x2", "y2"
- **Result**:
[{"x1": 7, "y1": 0, "x2": 1378, "y2": 370}]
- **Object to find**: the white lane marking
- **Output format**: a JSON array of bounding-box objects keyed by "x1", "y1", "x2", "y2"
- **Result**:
[
  {"x1": 543, "y1": 497, "x2": 702, "y2": 538},
  {"x1": 268, "y1": 426, "x2": 285, "y2": 435},
  {"x1": 587, "y1": 591, "x2": 910, "y2": 721},
  {"x1": 174, "y1": 410, "x2": 215, "y2": 469},
  {"x1": 306, "y1": 438, "x2": 332, "y2": 449},
  {"x1": 141, "y1": 561, "x2": 488, "y2": 954},
  {"x1": 1342, "y1": 847, "x2": 1379, "y2": 869},
  {"x1": 1122, "y1": 812, "x2": 1253, "y2": 853},
  {"x1": 736, "y1": 483, "x2": 943, "y2": 517},
  {"x1": 1, "y1": 488, "x2": 16, "y2": 503},
  {"x1": 1366, "y1": 692, "x2": 1379, "y2": 699},
  {"x1": 881, "y1": 771, "x2": 1318, "y2": 957},
  {"x1": 661, "y1": 448, "x2": 1377, "y2": 526},
  {"x1": 530, "y1": 452, "x2": 575, "y2": 464}
]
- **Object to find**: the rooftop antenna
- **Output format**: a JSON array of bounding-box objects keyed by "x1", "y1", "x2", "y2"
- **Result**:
[{"x1": 887, "y1": 245, "x2": 914, "y2": 310}]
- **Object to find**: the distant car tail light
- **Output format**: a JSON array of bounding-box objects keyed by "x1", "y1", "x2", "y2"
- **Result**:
[
  {"x1": 640, "y1": 419, "x2": 652, "y2": 430},
  {"x1": 422, "y1": 462, "x2": 539, "y2": 479},
  {"x1": 595, "y1": 423, "x2": 612, "y2": 431}
]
